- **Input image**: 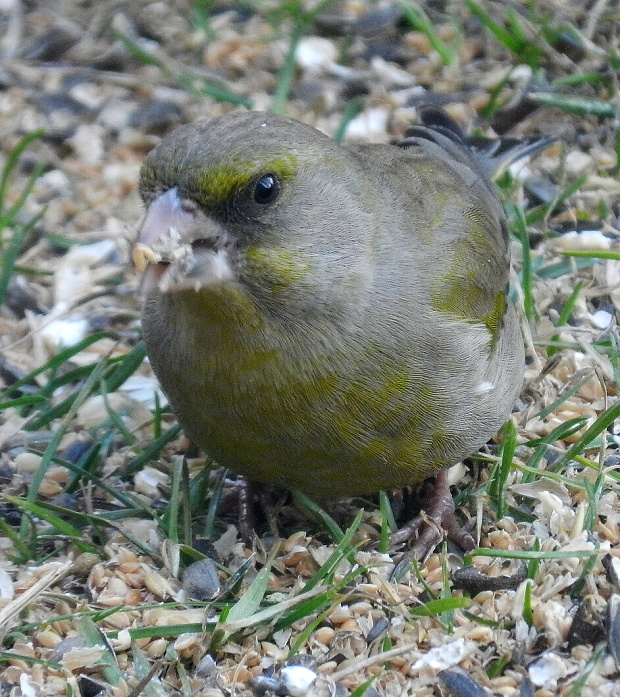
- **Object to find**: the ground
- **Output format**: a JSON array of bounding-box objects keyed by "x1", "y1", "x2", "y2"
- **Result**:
[{"x1": 0, "y1": 1, "x2": 620, "y2": 696}]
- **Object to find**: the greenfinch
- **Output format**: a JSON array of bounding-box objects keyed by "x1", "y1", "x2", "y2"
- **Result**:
[{"x1": 134, "y1": 110, "x2": 539, "y2": 546}]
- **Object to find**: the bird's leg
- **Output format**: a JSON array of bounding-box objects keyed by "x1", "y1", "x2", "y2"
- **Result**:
[
  {"x1": 388, "y1": 471, "x2": 476, "y2": 555},
  {"x1": 237, "y1": 477, "x2": 256, "y2": 543},
  {"x1": 257, "y1": 485, "x2": 281, "y2": 538},
  {"x1": 236, "y1": 478, "x2": 280, "y2": 542}
]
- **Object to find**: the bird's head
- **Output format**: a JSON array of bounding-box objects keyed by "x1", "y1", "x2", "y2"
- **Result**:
[{"x1": 134, "y1": 112, "x2": 373, "y2": 320}]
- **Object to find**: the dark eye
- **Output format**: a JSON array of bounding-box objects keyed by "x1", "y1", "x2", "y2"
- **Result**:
[{"x1": 253, "y1": 174, "x2": 280, "y2": 205}]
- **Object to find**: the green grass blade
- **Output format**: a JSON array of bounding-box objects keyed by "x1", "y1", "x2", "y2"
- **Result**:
[
  {"x1": 508, "y1": 203, "x2": 536, "y2": 321},
  {"x1": 464, "y1": 0, "x2": 524, "y2": 53},
  {"x1": 0, "y1": 130, "x2": 45, "y2": 208},
  {"x1": 410, "y1": 596, "x2": 470, "y2": 617},
  {"x1": 487, "y1": 420, "x2": 517, "y2": 519},
  {"x1": 291, "y1": 488, "x2": 346, "y2": 544},
  {"x1": 556, "y1": 401, "x2": 620, "y2": 469},
  {"x1": 528, "y1": 92, "x2": 616, "y2": 117},
  {"x1": 0, "y1": 333, "x2": 107, "y2": 401},
  {"x1": 399, "y1": 0, "x2": 456, "y2": 65},
  {"x1": 0, "y1": 209, "x2": 45, "y2": 307},
  {"x1": 272, "y1": 23, "x2": 305, "y2": 115},
  {"x1": 124, "y1": 424, "x2": 182, "y2": 475},
  {"x1": 4, "y1": 496, "x2": 99, "y2": 554},
  {"x1": 301, "y1": 508, "x2": 364, "y2": 593},
  {"x1": 19, "y1": 352, "x2": 111, "y2": 544},
  {"x1": 562, "y1": 250, "x2": 620, "y2": 261},
  {"x1": 548, "y1": 281, "x2": 585, "y2": 357}
]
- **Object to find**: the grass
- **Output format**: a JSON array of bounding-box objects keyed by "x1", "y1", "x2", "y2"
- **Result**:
[
  {"x1": 1, "y1": 0, "x2": 620, "y2": 694},
  {"x1": 0, "y1": 131, "x2": 46, "y2": 309},
  {"x1": 110, "y1": 27, "x2": 252, "y2": 108},
  {"x1": 399, "y1": 1, "x2": 458, "y2": 66}
]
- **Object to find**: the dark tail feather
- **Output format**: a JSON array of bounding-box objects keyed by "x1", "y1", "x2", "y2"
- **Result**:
[
  {"x1": 401, "y1": 107, "x2": 556, "y2": 180},
  {"x1": 404, "y1": 107, "x2": 469, "y2": 147},
  {"x1": 467, "y1": 133, "x2": 557, "y2": 177}
]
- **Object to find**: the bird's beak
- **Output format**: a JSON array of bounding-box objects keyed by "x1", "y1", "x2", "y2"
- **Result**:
[
  {"x1": 133, "y1": 187, "x2": 195, "y2": 272},
  {"x1": 134, "y1": 187, "x2": 234, "y2": 293}
]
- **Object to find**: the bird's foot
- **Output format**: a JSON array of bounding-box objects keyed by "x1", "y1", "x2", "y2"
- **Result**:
[
  {"x1": 235, "y1": 478, "x2": 280, "y2": 543},
  {"x1": 388, "y1": 471, "x2": 476, "y2": 558}
]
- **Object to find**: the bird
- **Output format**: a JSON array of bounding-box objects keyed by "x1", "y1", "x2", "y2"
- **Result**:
[{"x1": 133, "y1": 109, "x2": 543, "y2": 550}]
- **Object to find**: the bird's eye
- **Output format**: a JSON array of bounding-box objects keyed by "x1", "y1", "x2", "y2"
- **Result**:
[{"x1": 253, "y1": 174, "x2": 280, "y2": 205}]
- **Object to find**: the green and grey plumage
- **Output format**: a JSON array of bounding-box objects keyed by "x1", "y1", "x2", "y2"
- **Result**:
[{"x1": 137, "y1": 111, "x2": 531, "y2": 497}]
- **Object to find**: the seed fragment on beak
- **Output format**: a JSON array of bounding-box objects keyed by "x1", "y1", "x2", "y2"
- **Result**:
[{"x1": 133, "y1": 243, "x2": 162, "y2": 272}]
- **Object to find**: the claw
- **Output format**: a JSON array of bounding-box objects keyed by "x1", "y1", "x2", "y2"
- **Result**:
[{"x1": 389, "y1": 470, "x2": 476, "y2": 558}]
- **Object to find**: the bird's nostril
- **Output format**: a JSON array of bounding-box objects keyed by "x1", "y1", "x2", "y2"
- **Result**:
[{"x1": 191, "y1": 238, "x2": 216, "y2": 251}]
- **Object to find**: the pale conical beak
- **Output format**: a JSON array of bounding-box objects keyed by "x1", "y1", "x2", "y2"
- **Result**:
[
  {"x1": 133, "y1": 187, "x2": 234, "y2": 292},
  {"x1": 133, "y1": 187, "x2": 196, "y2": 271}
]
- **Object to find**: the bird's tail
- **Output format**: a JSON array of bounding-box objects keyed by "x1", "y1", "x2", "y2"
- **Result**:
[{"x1": 401, "y1": 107, "x2": 555, "y2": 180}]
